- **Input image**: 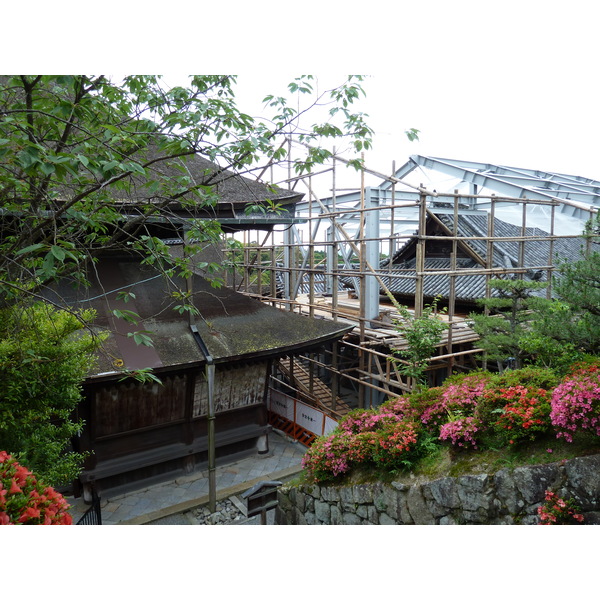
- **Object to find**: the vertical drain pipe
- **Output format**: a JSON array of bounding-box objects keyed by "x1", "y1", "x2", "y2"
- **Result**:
[
  {"x1": 190, "y1": 324, "x2": 217, "y2": 513},
  {"x1": 188, "y1": 258, "x2": 216, "y2": 512}
]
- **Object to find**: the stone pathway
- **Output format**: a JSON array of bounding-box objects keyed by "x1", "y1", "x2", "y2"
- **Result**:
[{"x1": 68, "y1": 430, "x2": 306, "y2": 525}]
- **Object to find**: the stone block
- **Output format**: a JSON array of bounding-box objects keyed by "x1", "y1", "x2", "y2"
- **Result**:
[
  {"x1": 315, "y1": 500, "x2": 331, "y2": 524},
  {"x1": 302, "y1": 484, "x2": 320, "y2": 500},
  {"x1": 277, "y1": 490, "x2": 292, "y2": 513},
  {"x1": 379, "y1": 512, "x2": 397, "y2": 525},
  {"x1": 367, "y1": 505, "x2": 379, "y2": 524},
  {"x1": 423, "y1": 477, "x2": 459, "y2": 518},
  {"x1": 564, "y1": 455, "x2": 600, "y2": 509},
  {"x1": 406, "y1": 485, "x2": 435, "y2": 524},
  {"x1": 389, "y1": 482, "x2": 413, "y2": 523},
  {"x1": 353, "y1": 484, "x2": 375, "y2": 504},
  {"x1": 456, "y1": 474, "x2": 492, "y2": 515},
  {"x1": 381, "y1": 485, "x2": 400, "y2": 521},
  {"x1": 339, "y1": 486, "x2": 355, "y2": 512},
  {"x1": 374, "y1": 492, "x2": 388, "y2": 514},
  {"x1": 330, "y1": 504, "x2": 343, "y2": 525},
  {"x1": 520, "y1": 514, "x2": 539, "y2": 525},
  {"x1": 295, "y1": 490, "x2": 306, "y2": 513},
  {"x1": 513, "y1": 463, "x2": 561, "y2": 506},
  {"x1": 274, "y1": 507, "x2": 287, "y2": 525},
  {"x1": 438, "y1": 515, "x2": 458, "y2": 525},
  {"x1": 582, "y1": 511, "x2": 600, "y2": 525},
  {"x1": 321, "y1": 485, "x2": 341, "y2": 503},
  {"x1": 303, "y1": 510, "x2": 316, "y2": 525},
  {"x1": 356, "y1": 505, "x2": 368, "y2": 519},
  {"x1": 493, "y1": 468, "x2": 521, "y2": 515},
  {"x1": 342, "y1": 512, "x2": 362, "y2": 525}
]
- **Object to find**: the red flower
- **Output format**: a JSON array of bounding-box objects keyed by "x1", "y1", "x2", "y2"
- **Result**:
[
  {"x1": 0, "y1": 452, "x2": 72, "y2": 525},
  {"x1": 17, "y1": 506, "x2": 41, "y2": 523}
]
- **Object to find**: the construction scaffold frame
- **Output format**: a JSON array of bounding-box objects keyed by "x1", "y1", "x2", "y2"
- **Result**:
[{"x1": 224, "y1": 142, "x2": 599, "y2": 419}]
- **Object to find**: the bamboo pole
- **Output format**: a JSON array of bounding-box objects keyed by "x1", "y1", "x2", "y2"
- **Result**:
[
  {"x1": 358, "y1": 156, "x2": 366, "y2": 408},
  {"x1": 241, "y1": 147, "x2": 591, "y2": 415}
]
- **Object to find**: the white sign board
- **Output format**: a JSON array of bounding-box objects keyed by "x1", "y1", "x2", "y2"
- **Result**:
[{"x1": 269, "y1": 390, "x2": 339, "y2": 437}]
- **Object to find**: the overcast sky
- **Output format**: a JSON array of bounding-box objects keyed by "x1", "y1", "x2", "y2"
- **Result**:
[
  {"x1": 231, "y1": 69, "x2": 600, "y2": 191},
  {"x1": 8, "y1": 2, "x2": 599, "y2": 184}
]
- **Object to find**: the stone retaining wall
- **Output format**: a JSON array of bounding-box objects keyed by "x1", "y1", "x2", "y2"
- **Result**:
[{"x1": 275, "y1": 454, "x2": 600, "y2": 525}]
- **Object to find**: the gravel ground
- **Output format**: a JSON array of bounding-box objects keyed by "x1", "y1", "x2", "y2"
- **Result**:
[{"x1": 147, "y1": 496, "x2": 274, "y2": 525}]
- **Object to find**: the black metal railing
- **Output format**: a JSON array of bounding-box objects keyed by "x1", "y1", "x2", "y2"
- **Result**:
[{"x1": 76, "y1": 488, "x2": 102, "y2": 525}]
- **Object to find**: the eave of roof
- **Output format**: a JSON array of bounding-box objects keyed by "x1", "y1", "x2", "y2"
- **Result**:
[{"x1": 42, "y1": 255, "x2": 353, "y2": 381}]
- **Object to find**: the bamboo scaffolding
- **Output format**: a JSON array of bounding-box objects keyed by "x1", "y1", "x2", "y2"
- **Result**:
[{"x1": 224, "y1": 147, "x2": 597, "y2": 414}]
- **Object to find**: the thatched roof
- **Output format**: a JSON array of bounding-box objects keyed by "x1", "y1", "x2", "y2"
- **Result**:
[
  {"x1": 108, "y1": 145, "x2": 303, "y2": 213},
  {"x1": 99, "y1": 147, "x2": 306, "y2": 234}
]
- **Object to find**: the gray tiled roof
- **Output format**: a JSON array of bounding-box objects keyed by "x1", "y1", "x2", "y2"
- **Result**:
[{"x1": 344, "y1": 213, "x2": 597, "y2": 302}]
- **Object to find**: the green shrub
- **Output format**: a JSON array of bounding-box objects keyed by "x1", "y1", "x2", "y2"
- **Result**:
[
  {"x1": 301, "y1": 360, "x2": 600, "y2": 484},
  {"x1": 491, "y1": 366, "x2": 561, "y2": 391}
]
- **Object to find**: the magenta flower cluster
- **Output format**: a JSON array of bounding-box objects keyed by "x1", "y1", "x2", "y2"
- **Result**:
[
  {"x1": 338, "y1": 408, "x2": 404, "y2": 435},
  {"x1": 550, "y1": 365, "x2": 600, "y2": 442},
  {"x1": 421, "y1": 373, "x2": 491, "y2": 429},
  {"x1": 439, "y1": 417, "x2": 480, "y2": 449},
  {"x1": 301, "y1": 363, "x2": 600, "y2": 483}
]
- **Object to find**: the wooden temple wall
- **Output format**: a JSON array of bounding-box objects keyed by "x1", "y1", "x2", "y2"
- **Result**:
[{"x1": 74, "y1": 362, "x2": 270, "y2": 494}]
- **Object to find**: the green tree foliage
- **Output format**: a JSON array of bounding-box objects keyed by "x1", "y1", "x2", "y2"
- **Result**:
[
  {"x1": 475, "y1": 215, "x2": 600, "y2": 371},
  {"x1": 390, "y1": 299, "x2": 448, "y2": 385},
  {"x1": 0, "y1": 75, "x2": 377, "y2": 312},
  {"x1": 470, "y1": 278, "x2": 548, "y2": 371},
  {"x1": 521, "y1": 251, "x2": 600, "y2": 367},
  {"x1": 555, "y1": 249, "x2": 600, "y2": 322},
  {"x1": 0, "y1": 75, "x2": 385, "y2": 483},
  {"x1": 0, "y1": 303, "x2": 102, "y2": 486}
]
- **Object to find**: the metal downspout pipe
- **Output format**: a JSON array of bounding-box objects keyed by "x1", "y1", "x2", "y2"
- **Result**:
[{"x1": 190, "y1": 324, "x2": 217, "y2": 513}]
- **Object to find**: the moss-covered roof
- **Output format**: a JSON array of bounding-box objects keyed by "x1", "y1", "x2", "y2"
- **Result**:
[{"x1": 44, "y1": 255, "x2": 353, "y2": 379}]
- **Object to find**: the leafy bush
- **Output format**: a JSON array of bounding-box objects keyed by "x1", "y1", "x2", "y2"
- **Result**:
[
  {"x1": 537, "y1": 490, "x2": 584, "y2": 525},
  {"x1": 0, "y1": 303, "x2": 101, "y2": 486},
  {"x1": 338, "y1": 407, "x2": 404, "y2": 435},
  {"x1": 390, "y1": 299, "x2": 448, "y2": 384},
  {"x1": 378, "y1": 395, "x2": 420, "y2": 421},
  {"x1": 470, "y1": 278, "x2": 549, "y2": 370},
  {"x1": 480, "y1": 385, "x2": 551, "y2": 446},
  {"x1": 439, "y1": 416, "x2": 481, "y2": 449},
  {"x1": 302, "y1": 407, "x2": 423, "y2": 482},
  {"x1": 492, "y1": 366, "x2": 561, "y2": 391},
  {"x1": 420, "y1": 371, "x2": 493, "y2": 434},
  {"x1": 370, "y1": 421, "x2": 421, "y2": 470},
  {"x1": 550, "y1": 363, "x2": 600, "y2": 442},
  {"x1": 301, "y1": 363, "x2": 600, "y2": 484},
  {"x1": 0, "y1": 451, "x2": 72, "y2": 525}
]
